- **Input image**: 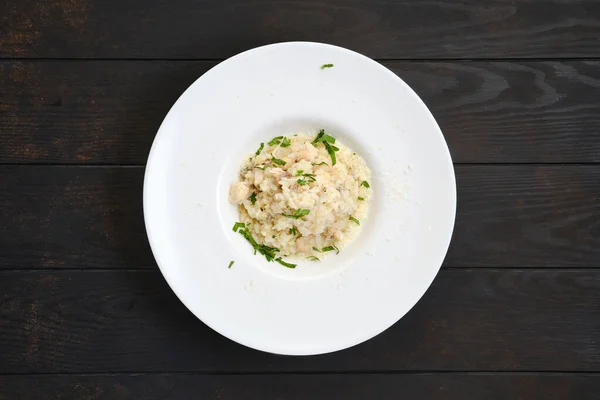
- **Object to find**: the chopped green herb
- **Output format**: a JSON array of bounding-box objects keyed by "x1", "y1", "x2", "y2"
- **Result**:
[
  {"x1": 255, "y1": 165, "x2": 269, "y2": 170},
  {"x1": 358, "y1": 196, "x2": 365, "y2": 201},
  {"x1": 321, "y1": 63, "x2": 334, "y2": 69},
  {"x1": 275, "y1": 257, "x2": 297, "y2": 269},
  {"x1": 271, "y1": 155, "x2": 286, "y2": 166},
  {"x1": 295, "y1": 170, "x2": 304, "y2": 176},
  {"x1": 312, "y1": 247, "x2": 322, "y2": 253},
  {"x1": 312, "y1": 130, "x2": 339, "y2": 165},
  {"x1": 250, "y1": 192, "x2": 257, "y2": 205},
  {"x1": 322, "y1": 245, "x2": 340, "y2": 254},
  {"x1": 280, "y1": 137, "x2": 291, "y2": 147},
  {"x1": 297, "y1": 179, "x2": 307, "y2": 185},
  {"x1": 289, "y1": 226, "x2": 297, "y2": 236},
  {"x1": 228, "y1": 260, "x2": 234, "y2": 269},
  {"x1": 324, "y1": 142, "x2": 338, "y2": 166},
  {"x1": 312, "y1": 161, "x2": 328, "y2": 166},
  {"x1": 233, "y1": 222, "x2": 246, "y2": 232},
  {"x1": 353, "y1": 152, "x2": 356, "y2": 155},
  {"x1": 268, "y1": 136, "x2": 284, "y2": 146},
  {"x1": 234, "y1": 222, "x2": 280, "y2": 261},
  {"x1": 360, "y1": 181, "x2": 370, "y2": 188},
  {"x1": 249, "y1": 157, "x2": 253, "y2": 162},
  {"x1": 272, "y1": 235, "x2": 276, "y2": 238},
  {"x1": 255, "y1": 143, "x2": 264, "y2": 155},
  {"x1": 311, "y1": 130, "x2": 325, "y2": 144},
  {"x1": 349, "y1": 216, "x2": 360, "y2": 225},
  {"x1": 323, "y1": 135, "x2": 336, "y2": 144},
  {"x1": 283, "y1": 209, "x2": 310, "y2": 219},
  {"x1": 307, "y1": 256, "x2": 320, "y2": 262}
]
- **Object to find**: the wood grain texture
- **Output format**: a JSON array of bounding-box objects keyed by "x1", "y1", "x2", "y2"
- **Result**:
[
  {"x1": 1, "y1": 373, "x2": 600, "y2": 400},
  {"x1": 1, "y1": 61, "x2": 599, "y2": 164},
  {"x1": 0, "y1": 269, "x2": 599, "y2": 373},
  {"x1": 1, "y1": 165, "x2": 598, "y2": 269},
  {"x1": 2, "y1": 0, "x2": 600, "y2": 59}
]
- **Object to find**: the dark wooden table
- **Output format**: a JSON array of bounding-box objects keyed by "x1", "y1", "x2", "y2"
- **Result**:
[{"x1": 1, "y1": 1, "x2": 600, "y2": 399}]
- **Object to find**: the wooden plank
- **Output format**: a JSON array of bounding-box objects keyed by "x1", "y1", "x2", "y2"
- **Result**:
[
  {"x1": 1, "y1": 61, "x2": 600, "y2": 164},
  {"x1": 1, "y1": 373, "x2": 599, "y2": 400},
  {"x1": 1, "y1": 165, "x2": 598, "y2": 270},
  {"x1": 1, "y1": 0, "x2": 600, "y2": 59},
  {"x1": 0, "y1": 269, "x2": 598, "y2": 373}
]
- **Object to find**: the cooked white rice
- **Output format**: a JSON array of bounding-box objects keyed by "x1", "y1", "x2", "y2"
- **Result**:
[{"x1": 229, "y1": 133, "x2": 371, "y2": 259}]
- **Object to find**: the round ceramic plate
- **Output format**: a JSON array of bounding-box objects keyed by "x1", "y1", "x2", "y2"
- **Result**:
[{"x1": 143, "y1": 42, "x2": 456, "y2": 355}]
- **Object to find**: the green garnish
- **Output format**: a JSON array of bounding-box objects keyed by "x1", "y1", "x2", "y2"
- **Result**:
[
  {"x1": 233, "y1": 222, "x2": 296, "y2": 267},
  {"x1": 271, "y1": 155, "x2": 286, "y2": 166},
  {"x1": 289, "y1": 226, "x2": 297, "y2": 236},
  {"x1": 312, "y1": 130, "x2": 339, "y2": 165},
  {"x1": 307, "y1": 256, "x2": 320, "y2": 262},
  {"x1": 295, "y1": 172, "x2": 316, "y2": 183},
  {"x1": 283, "y1": 209, "x2": 310, "y2": 219},
  {"x1": 312, "y1": 247, "x2": 322, "y2": 253},
  {"x1": 233, "y1": 222, "x2": 280, "y2": 260},
  {"x1": 233, "y1": 222, "x2": 246, "y2": 232},
  {"x1": 275, "y1": 257, "x2": 297, "y2": 269},
  {"x1": 324, "y1": 142, "x2": 337, "y2": 166},
  {"x1": 255, "y1": 143, "x2": 264, "y2": 155},
  {"x1": 321, "y1": 64, "x2": 334, "y2": 70},
  {"x1": 272, "y1": 235, "x2": 276, "y2": 238},
  {"x1": 312, "y1": 162, "x2": 328, "y2": 166},
  {"x1": 280, "y1": 137, "x2": 291, "y2": 147},
  {"x1": 358, "y1": 197, "x2": 365, "y2": 201},
  {"x1": 268, "y1": 136, "x2": 284, "y2": 146},
  {"x1": 360, "y1": 181, "x2": 370, "y2": 188},
  {"x1": 312, "y1": 130, "x2": 324, "y2": 143},
  {"x1": 250, "y1": 192, "x2": 257, "y2": 205},
  {"x1": 349, "y1": 216, "x2": 360, "y2": 225},
  {"x1": 255, "y1": 165, "x2": 269, "y2": 170},
  {"x1": 322, "y1": 245, "x2": 340, "y2": 254}
]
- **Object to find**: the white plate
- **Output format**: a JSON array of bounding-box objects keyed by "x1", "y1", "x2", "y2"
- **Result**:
[{"x1": 144, "y1": 42, "x2": 456, "y2": 355}]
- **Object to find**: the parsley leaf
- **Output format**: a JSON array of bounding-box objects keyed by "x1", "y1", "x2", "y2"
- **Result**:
[
  {"x1": 271, "y1": 155, "x2": 286, "y2": 166},
  {"x1": 360, "y1": 181, "x2": 370, "y2": 188},
  {"x1": 250, "y1": 192, "x2": 257, "y2": 205},
  {"x1": 232, "y1": 222, "x2": 246, "y2": 232},
  {"x1": 275, "y1": 257, "x2": 296, "y2": 269},
  {"x1": 282, "y1": 209, "x2": 310, "y2": 219},
  {"x1": 280, "y1": 137, "x2": 291, "y2": 147},
  {"x1": 322, "y1": 245, "x2": 340, "y2": 254},
  {"x1": 268, "y1": 136, "x2": 283, "y2": 146},
  {"x1": 349, "y1": 216, "x2": 360, "y2": 225},
  {"x1": 321, "y1": 64, "x2": 334, "y2": 69},
  {"x1": 255, "y1": 143, "x2": 264, "y2": 155},
  {"x1": 228, "y1": 261, "x2": 234, "y2": 269}
]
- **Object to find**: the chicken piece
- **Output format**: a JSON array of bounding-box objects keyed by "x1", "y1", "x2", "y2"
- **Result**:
[{"x1": 228, "y1": 182, "x2": 249, "y2": 204}]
